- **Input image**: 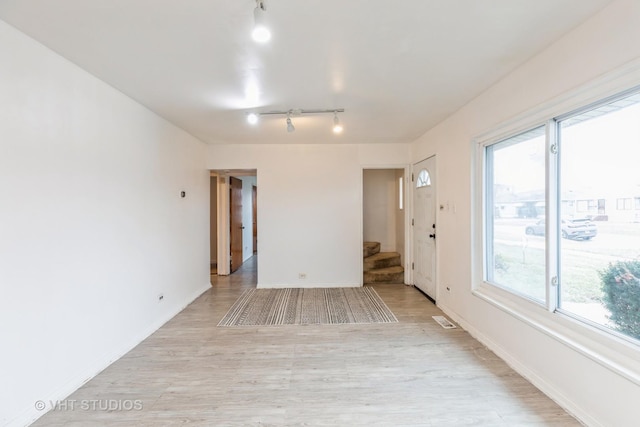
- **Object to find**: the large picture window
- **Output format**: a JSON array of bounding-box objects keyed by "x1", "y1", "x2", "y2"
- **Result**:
[
  {"x1": 481, "y1": 88, "x2": 640, "y2": 344},
  {"x1": 557, "y1": 91, "x2": 640, "y2": 339}
]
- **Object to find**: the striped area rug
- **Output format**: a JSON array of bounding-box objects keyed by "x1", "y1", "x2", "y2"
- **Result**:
[{"x1": 218, "y1": 287, "x2": 398, "y2": 326}]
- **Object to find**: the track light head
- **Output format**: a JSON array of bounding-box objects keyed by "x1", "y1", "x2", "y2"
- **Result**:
[
  {"x1": 332, "y1": 111, "x2": 343, "y2": 134},
  {"x1": 286, "y1": 113, "x2": 295, "y2": 132},
  {"x1": 252, "y1": 1, "x2": 271, "y2": 43}
]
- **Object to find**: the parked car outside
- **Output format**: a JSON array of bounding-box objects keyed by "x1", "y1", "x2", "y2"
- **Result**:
[
  {"x1": 525, "y1": 219, "x2": 545, "y2": 236},
  {"x1": 525, "y1": 218, "x2": 597, "y2": 240}
]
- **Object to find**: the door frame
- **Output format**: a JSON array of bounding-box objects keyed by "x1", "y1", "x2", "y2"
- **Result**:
[
  {"x1": 252, "y1": 185, "x2": 258, "y2": 254},
  {"x1": 410, "y1": 155, "x2": 438, "y2": 301},
  {"x1": 214, "y1": 173, "x2": 230, "y2": 276}
]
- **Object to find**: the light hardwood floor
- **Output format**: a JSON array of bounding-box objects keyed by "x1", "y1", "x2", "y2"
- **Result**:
[{"x1": 33, "y1": 256, "x2": 580, "y2": 426}]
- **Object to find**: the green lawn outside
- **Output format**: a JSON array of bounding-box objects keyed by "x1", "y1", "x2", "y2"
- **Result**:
[
  {"x1": 492, "y1": 242, "x2": 545, "y2": 302},
  {"x1": 492, "y1": 241, "x2": 612, "y2": 304},
  {"x1": 491, "y1": 219, "x2": 640, "y2": 304}
]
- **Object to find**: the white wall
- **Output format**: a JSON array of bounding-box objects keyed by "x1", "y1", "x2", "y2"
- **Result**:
[
  {"x1": 410, "y1": 1, "x2": 640, "y2": 425},
  {"x1": 206, "y1": 143, "x2": 410, "y2": 287},
  {"x1": 0, "y1": 21, "x2": 210, "y2": 427},
  {"x1": 240, "y1": 175, "x2": 257, "y2": 261}
]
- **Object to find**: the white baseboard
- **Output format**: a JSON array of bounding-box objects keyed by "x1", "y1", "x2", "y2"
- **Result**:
[
  {"x1": 12, "y1": 282, "x2": 211, "y2": 427},
  {"x1": 437, "y1": 303, "x2": 601, "y2": 427}
]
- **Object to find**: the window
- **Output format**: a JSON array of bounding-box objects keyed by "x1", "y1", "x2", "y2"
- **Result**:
[
  {"x1": 577, "y1": 200, "x2": 597, "y2": 213},
  {"x1": 416, "y1": 169, "x2": 431, "y2": 187},
  {"x1": 485, "y1": 127, "x2": 546, "y2": 302},
  {"x1": 577, "y1": 200, "x2": 589, "y2": 212},
  {"x1": 617, "y1": 198, "x2": 632, "y2": 210},
  {"x1": 481, "y1": 87, "x2": 640, "y2": 344}
]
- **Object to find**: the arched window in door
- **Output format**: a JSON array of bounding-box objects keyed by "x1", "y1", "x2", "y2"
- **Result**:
[{"x1": 416, "y1": 169, "x2": 431, "y2": 188}]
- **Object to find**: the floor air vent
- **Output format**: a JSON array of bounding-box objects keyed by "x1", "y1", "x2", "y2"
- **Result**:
[{"x1": 432, "y1": 315, "x2": 456, "y2": 329}]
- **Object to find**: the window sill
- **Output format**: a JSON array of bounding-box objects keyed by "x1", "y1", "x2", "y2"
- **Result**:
[{"x1": 473, "y1": 282, "x2": 640, "y2": 386}]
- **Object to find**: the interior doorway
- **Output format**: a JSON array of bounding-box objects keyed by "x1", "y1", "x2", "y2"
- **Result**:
[
  {"x1": 210, "y1": 170, "x2": 257, "y2": 277},
  {"x1": 229, "y1": 176, "x2": 243, "y2": 273},
  {"x1": 362, "y1": 168, "x2": 407, "y2": 285}
]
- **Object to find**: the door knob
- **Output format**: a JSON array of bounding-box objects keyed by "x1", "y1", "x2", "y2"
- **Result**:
[{"x1": 429, "y1": 233, "x2": 436, "y2": 239}]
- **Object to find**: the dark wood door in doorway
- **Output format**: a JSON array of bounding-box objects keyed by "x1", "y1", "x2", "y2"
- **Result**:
[
  {"x1": 252, "y1": 185, "x2": 257, "y2": 254},
  {"x1": 230, "y1": 176, "x2": 243, "y2": 273}
]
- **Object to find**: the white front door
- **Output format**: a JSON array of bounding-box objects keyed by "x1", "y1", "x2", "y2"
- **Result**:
[{"x1": 413, "y1": 156, "x2": 436, "y2": 300}]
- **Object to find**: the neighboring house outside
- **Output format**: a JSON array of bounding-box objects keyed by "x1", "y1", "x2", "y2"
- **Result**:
[{"x1": 495, "y1": 184, "x2": 640, "y2": 222}]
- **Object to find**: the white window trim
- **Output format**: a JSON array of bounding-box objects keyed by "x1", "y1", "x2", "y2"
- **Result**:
[
  {"x1": 471, "y1": 58, "x2": 640, "y2": 386},
  {"x1": 481, "y1": 124, "x2": 548, "y2": 305},
  {"x1": 545, "y1": 120, "x2": 560, "y2": 313}
]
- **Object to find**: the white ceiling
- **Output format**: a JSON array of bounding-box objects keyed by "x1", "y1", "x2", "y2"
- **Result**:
[{"x1": 0, "y1": 0, "x2": 613, "y2": 145}]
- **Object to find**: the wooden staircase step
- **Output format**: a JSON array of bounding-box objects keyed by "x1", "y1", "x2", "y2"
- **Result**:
[
  {"x1": 364, "y1": 252, "x2": 401, "y2": 271},
  {"x1": 363, "y1": 241, "x2": 381, "y2": 258},
  {"x1": 363, "y1": 242, "x2": 403, "y2": 285},
  {"x1": 364, "y1": 266, "x2": 404, "y2": 284}
]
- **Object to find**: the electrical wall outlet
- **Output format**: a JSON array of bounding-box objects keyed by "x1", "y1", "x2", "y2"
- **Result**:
[{"x1": 298, "y1": 273, "x2": 307, "y2": 279}]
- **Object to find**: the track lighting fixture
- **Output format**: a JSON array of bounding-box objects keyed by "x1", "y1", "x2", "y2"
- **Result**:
[
  {"x1": 246, "y1": 108, "x2": 345, "y2": 133},
  {"x1": 332, "y1": 111, "x2": 343, "y2": 134},
  {"x1": 286, "y1": 112, "x2": 295, "y2": 132},
  {"x1": 252, "y1": 0, "x2": 271, "y2": 43}
]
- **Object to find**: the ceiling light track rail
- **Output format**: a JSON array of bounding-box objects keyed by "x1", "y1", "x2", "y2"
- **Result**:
[
  {"x1": 257, "y1": 108, "x2": 345, "y2": 116},
  {"x1": 246, "y1": 109, "x2": 345, "y2": 133}
]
